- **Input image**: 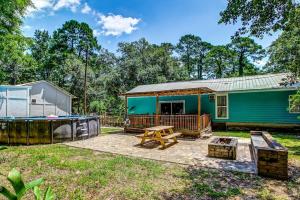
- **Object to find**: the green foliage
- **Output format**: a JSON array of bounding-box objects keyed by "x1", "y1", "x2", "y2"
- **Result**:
[
  {"x1": 0, "y1": 146, "x2": 7, "y2": 150},
  {"x1": 90, "y1": 100, "x2": 106, "y2": 114},
  {"x1": 229, "y1": 36, "x2": 264, "y2": 76},
  {"x1": 0, "y1": 33, "x2": 35, "y2": 84},
  {"x1": 0, "y1": 168, "x2": 47, "y2": 200},
  {"x1": 205, "y1": 45, "x2": 235, "y2": 78},
  {"x1": 176, "y1": 34, "x2": 212, "y2": 79},
  {"x1": 0, "y1": 0, "x2": 32, "y2": 35},
  {"x1": 267, "y1": 8, "x2": 300, "y2": 77},
  {"x1": 31, "y1": 30, "x2": 51, "y2": 80},
  {"x1": 118, "y1": 38, "x2": 188, "y2": 91},
  {"x1": 33, "y1": 186, "x2": 55, "y2": 200},
  {"x1": 289, "y1": 90, "x2": 300, "y2": 119},
  {"x1": 219, "y1": 0, "x2": 297, "y2": 37}
]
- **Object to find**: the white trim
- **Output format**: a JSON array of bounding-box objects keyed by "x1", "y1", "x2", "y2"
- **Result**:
[
  {"x1": 215, "y1": 93, "x2": 229, "y2": 119},
  {"x1": 289, "y1": 95, "x2": 300, "y2": 113},
  {"x1": 159, "y1": 100, "x2": 185, "y2": 115}
]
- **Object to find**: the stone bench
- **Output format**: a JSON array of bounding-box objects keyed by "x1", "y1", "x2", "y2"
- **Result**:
[{"x1": 250, "y1": 131, "x2": 288, "y2": 179}]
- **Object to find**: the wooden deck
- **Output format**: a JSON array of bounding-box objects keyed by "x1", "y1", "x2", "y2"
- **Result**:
[{"x1": 125, "y1": 114, "x2": 211, "y2": 136}]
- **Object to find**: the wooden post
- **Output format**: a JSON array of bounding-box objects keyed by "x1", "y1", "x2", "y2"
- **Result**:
[
  {"x1": 26, "y1": 120, "x2": 29, "y2": 145},
  {"x1": 124, "y1": 96, "x2": 128, "y2": 132},
  {"x1": 155, "y1": 95, "x2": 159, "y2": 126},
  {"x1": 125, "y1": 95, "x2": 128, "y2": 119},
  {"x1": 197, "y1": 94, "x2": 201, "y2": 130},
  {"x1": 71, "y1": 119, "x2": 74, "y2": 141},
  {"x1": 50, "y1": 121, "x2": 54, "y2": 144}
]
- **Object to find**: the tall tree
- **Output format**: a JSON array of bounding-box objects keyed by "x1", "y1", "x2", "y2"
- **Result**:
[
  {"x1": 219, "y1": 0, "x2": 297, "y2": 37},
  {"x1": 195, "y1": 40, "x2": 212, "y2": 79},
  {"x1": 48, "y1": 20, "x2": 99, "y2": 114},
  {"x1": 0, "y1": 0, "x2": 32, "y2": 35},
  {"x1": 229, "y1": 36, "x2": 264, "y2": 76},
  {"x1": 118, "y1": 38, "x2": 187, "y2": 91},
  {"x1": 205, "y1": 45, "x2": 235, "y2": 78},
  {"x1": 0, "y1": 34, "x2": 34, "y2": 84},
  {"x1": 31, "y1": 30, "x2": 51, "y2": 79},
  {"x1": 267, "y1": 7, "x2": 300, "y2": 77},
  {"x1": 176, "y1": 34, "x2": 200, "y2": 77}
]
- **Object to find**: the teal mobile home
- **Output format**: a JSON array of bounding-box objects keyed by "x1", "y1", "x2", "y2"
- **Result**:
[{"x1": 124, "y1": 73, "x2": 300, "y2": 134}]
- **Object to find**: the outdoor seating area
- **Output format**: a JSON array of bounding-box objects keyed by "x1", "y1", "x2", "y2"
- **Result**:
[
  {"x1": 65, "y1": 128, "x2": 291, "y2": 180},
  {"x1": 136, "y1": 125, "x2": 182, "y2": 149},
  {"x1": 66, "y1": 131, "x2": 255, "y2": 173}
]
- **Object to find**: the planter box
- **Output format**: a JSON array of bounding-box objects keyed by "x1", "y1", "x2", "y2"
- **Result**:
[{"x1": 251, "y1": 131, "x2": 288, "y2": 180}]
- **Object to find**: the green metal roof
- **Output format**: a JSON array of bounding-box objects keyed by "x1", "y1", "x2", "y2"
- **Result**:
[{"x1": 126, "y1": 73, "x2": 298, "y2": 95}]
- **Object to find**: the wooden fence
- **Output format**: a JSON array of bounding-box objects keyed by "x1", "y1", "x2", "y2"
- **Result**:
[{"x1": 100, "y1": 115, "x2": 124, "y2": 127}]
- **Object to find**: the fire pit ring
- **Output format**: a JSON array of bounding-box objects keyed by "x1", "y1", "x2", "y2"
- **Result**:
[{"x1": 208, "y1": 137, "x2": 238, "y2": 160}]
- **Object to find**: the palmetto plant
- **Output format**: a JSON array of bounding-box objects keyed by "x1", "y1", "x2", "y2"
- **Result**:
[
  {"x1": 0, "y1": 146, "x2": 7, "y2": 150},
  {"x1": 33, "y1": 186, "x2": 54, "y2": 200},
  {"x1": 0, "y1": 168, "x2": 54, "y2": 200}
]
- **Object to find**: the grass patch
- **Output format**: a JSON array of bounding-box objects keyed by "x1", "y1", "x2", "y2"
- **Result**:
[
  {"x1": 272, "y1": 133, "x2": 300, "y2": 161},
  {"x1": 101, "y1": 127, "x2": 123, "y2": 134},
  {"x1": 258, "y1": 188, "x2": 288, "y2": 200},
  {"x1": 214, "y1": 131, "x2": 251, "y2": 138},
  {"x1": 0, "y1": 144, "x2": 299, "y2": 199}
]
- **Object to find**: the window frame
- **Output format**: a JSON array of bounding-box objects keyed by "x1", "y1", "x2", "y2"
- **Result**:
[
  {"x1": 215, "y1": 93, "x2": 229, "y2": 119},
  {"x1": 159, "y1": 100, "x2": 185, "y2": 115},
  {"x1": 289, "y1": 95, "x2": 300, "y2": 114}
]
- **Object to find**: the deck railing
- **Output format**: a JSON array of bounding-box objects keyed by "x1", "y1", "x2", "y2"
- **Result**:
[{"x1": 127, "y1": 114, "x2": 210, "y2": 131}]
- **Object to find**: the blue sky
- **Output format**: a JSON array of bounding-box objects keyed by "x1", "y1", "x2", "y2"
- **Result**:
[{"x1": 23, "y1": 0, "x2": 279, "y2": 56}]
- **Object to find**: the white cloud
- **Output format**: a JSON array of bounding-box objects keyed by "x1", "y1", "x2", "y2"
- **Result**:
[
  {"x1": 26, "y1": 0, "x2": 54, "y2": 15},
  {"x1": 81, "y1": 2, "x2": 91, "y2": 14},
  {"x1": 54, "y1": 0, "x2": 81, "y2": 12},
  {"x1": 22, "y1": 25, "x2": 32, "y2": 30},
  {"x1": 27, "y1": 0, "x2": 81, "y2": 16},
  {"x1": 93, "y1": 29, "x2": 101, "y2": 37},
  {"x1": 98, "y1": 14, "x2": 140, "y2": 36}
]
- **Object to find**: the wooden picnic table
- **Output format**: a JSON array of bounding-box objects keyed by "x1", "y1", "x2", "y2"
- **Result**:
[{"x1": 136, "y1": 125, "x2": 182, "y2": 149}]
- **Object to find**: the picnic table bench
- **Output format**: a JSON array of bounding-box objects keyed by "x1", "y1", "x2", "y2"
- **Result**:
[{"x1": 136, "y1": 126, "x2": 182, "y2": 149}]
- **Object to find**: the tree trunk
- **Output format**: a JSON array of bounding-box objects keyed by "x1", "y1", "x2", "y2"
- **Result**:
[
  {"x1": 84, "y1": 48, "x2": 88, "y2": 115},
  {"x1": 238, "y1": 52, "x2": 244, "y2": 76},
  {"x1": 197, "y1": 57, "x2": 203, "y2": 80},
  {"x1": 216, "y1": 63, "x2": 222, "y2": 78}
]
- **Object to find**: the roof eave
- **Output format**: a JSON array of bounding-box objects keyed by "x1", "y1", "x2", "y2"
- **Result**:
[{"x1": 122, "y1": 87, "x2": 215, "y2": 97}]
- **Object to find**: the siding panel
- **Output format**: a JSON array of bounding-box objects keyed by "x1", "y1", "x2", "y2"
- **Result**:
[{"x1": 202, "y1": 90, "x2": 299, "y2": 124}]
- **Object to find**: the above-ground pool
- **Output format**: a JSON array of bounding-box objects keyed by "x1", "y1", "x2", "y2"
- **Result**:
[{"x1": 0, "y1": 116, "x2": 100, "y2": 145}]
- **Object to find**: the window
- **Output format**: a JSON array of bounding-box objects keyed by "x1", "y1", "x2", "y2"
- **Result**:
[
  {"x1": 215, "y1": 94, "x2": 228, "y2": 119},
  {"x1": 160, "y1": 101, "x2": 185, "y2": 115},
  {"x1": 289, "y1": 95, "x2": 300, "y2": 113}
]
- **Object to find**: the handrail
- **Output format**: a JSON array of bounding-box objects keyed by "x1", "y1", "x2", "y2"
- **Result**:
[{"x1": 127, "y1": 114, "x2": 211, "y2": 131}]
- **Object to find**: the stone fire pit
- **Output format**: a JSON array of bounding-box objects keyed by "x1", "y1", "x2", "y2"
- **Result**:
[{"x1": 208, "y1": 137, "x2": 238, "y2": 160}]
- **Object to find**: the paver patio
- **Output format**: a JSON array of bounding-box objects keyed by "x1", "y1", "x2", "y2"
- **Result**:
[{"x1": 65, "y1": 133, "x2": 256, "y2": 173}]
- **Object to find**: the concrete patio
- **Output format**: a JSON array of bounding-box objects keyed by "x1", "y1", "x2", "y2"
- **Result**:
[{"x1": 65, "y1": 133, "x2": 256, "y2": 173}]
